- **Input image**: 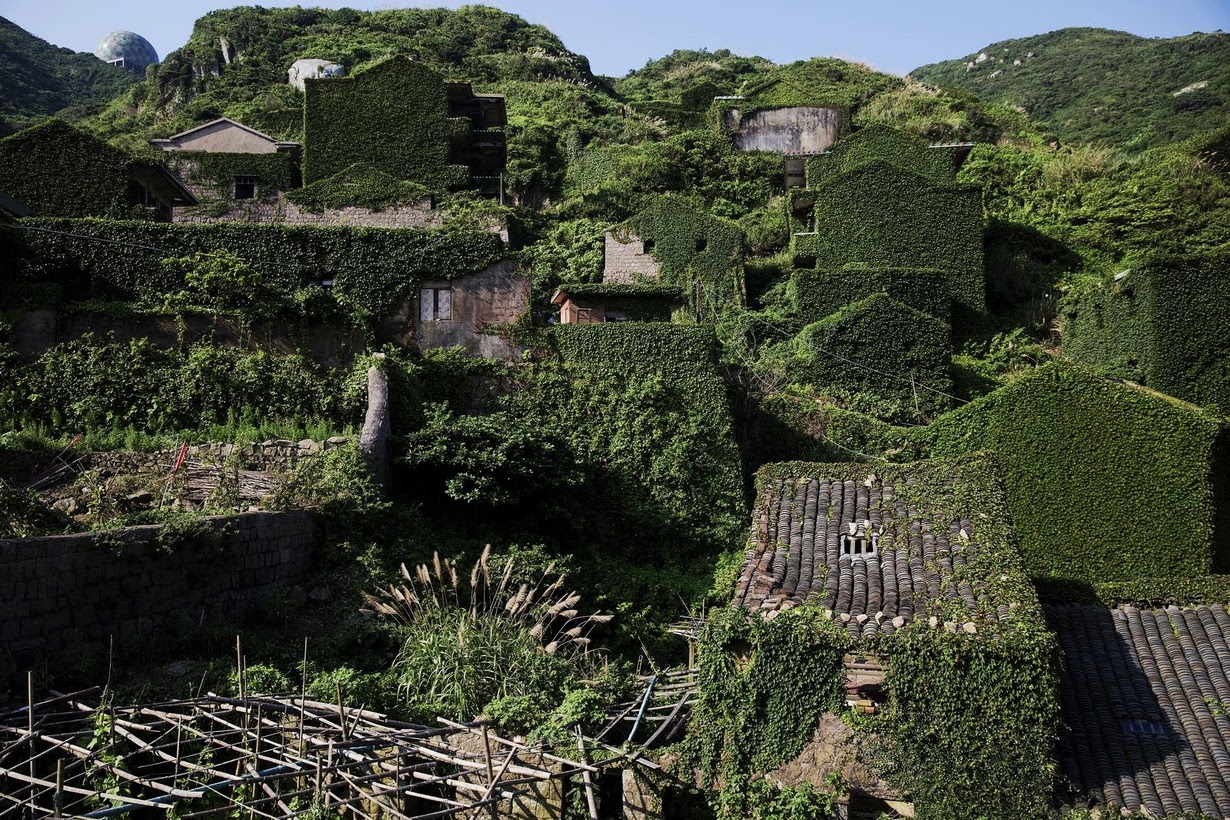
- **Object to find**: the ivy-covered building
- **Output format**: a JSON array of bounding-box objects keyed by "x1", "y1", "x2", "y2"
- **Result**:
[
  {"x1": 0, "y1": 119, "x2": 196, "y2": 220},
  {"x1": 691, "y1": 456, "x2": 1057, "y2": 819},
  {"x1": 302, "y1": 55, "x2": 506, "y2": 195},
  {"x1": 924, "y1": 361, "x2": 1230, "y2": 586},
  {"x1": 151, "y1": 117, "x2": 301, "y2": 216},
  {"x1": 603, "y1": 195, "x2": 745, "y2": 320},
  {"x1": 1061, "y1": 251, "x2": 1230, "y2": 415},
  {"x1": 787, "y1": 125, "x2": 984, "y2": 320}
]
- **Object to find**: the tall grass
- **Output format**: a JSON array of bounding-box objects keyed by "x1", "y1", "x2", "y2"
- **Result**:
[{"x1": 363, "y1": 546, "x2": 610, "y2": 722}]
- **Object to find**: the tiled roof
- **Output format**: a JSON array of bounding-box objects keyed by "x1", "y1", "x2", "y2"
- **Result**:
[
  {"x1": 1048, "y1": 602, "x2": 1230, "y2": 817},
  {"x1": 733, "y1": 464, "x2": 1016, "y2": 638}
]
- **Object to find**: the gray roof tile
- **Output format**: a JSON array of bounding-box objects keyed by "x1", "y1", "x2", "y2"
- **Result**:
[
  {"x1": 1048, "y1": 602, "x2": 1230, "y2": 817},
  {"x1": 734, "y1": 468, "x2": 1007, "y2": 633}
]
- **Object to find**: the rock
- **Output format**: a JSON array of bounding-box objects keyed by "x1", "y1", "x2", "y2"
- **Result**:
[
  {"x1": 52, "y1": 498, "x2": 77, "y2": 515},
  {"x1": 308, "y1": 586, "x2": 331, "y2": 603},
  {"x1": 288, "y1": 585, "x2": 308, "y2": 607},
  {"x1": 165, "y1": 660, "x2": 197, "y2": 677},
  {"x1": 126, "y1": 490, "x2": 155, "y2": 506}
]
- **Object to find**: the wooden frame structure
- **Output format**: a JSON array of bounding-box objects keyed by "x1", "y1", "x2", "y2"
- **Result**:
[{"x1": 0, "y1": 688, "x2": 628, "y2": 818}]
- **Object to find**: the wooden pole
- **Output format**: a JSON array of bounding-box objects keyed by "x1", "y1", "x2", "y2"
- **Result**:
[
  {"x1": 481, "y1": 726, "x2": 498, "y2": 819},
  {"x1": 54, "y1": 758, "x2": 63, "y2": 818},
  {"x1": 575, "y1": 726, "x2": 598, "y2": 820},
  {"x1": 335, "y1": 681, "x2": 348, "y2": 743},
  {"x1": 28, "y1": 671, "x2": 35, "y2": 813}
]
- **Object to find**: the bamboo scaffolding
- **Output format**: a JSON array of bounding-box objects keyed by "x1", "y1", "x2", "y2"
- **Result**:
[{"x1": 0, "y1": 692, "x2": 633, "y2": 818}]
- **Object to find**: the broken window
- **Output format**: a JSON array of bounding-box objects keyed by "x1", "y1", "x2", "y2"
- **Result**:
[
  {"x1": 419, "y1": 287, "x2": 452, "y2": 321},
  {"x1": 642, "y1": 239, "x2": 655, "y2": 254},
  {"x1": 1121, "y1": 719, "x2": 1166, "y2": 736},
  {"x1": 840, "y1": 533, "x2": 878, "y2": 559},
  {"x1": 234, "y1": 176, "x2": 257, "y2": 200}
]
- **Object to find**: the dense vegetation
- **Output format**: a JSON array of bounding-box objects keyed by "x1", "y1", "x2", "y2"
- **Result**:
[
  {"x1": 910, "y1": 27, "x2": 1230, "y2": 151},
  {"x1": 2, "y1": 8, "x2": 1230, "y2": 817}
]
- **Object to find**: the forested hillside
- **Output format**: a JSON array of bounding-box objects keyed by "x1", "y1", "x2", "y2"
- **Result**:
[
  {"x1": 910, "y1": 27, "x2": 1230, "y2": 150},
  {"x1": 0, "y1": 16, "x2": 135, "y2": 136}
]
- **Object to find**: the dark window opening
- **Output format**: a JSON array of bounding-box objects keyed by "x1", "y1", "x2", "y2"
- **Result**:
[
  {"x1": 840, "y1": 533, "x2": 878, "y2": 559},
  {"x1": 234, "y1": 176, "x2": 257, "y2": 200},
  {"x1": 696, "y1": 237, "x2": 708, "y2": 252},
  {"x1": 1121, "y1": 719, "x2": 1166, "y2": 736},
  {"x1": 642, "y1": 239, "x2": 655, "y2": 254}
]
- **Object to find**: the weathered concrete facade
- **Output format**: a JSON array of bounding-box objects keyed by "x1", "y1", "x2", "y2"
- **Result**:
[
  {"x1": 0, "y1": 512, "x2": 315, "y2": 687},
  {"x1": 603, "y1": 232, "x2": 661, "y2": 283},
  {"x1": 150, "y1": 118, "x2": 300, "y2": 155},
  {"x1": 721, "y1": 106, "x2": 844, "y2": 155},
  {"x1": 407, "y1": 259, "x2": 530, "y2": 359}
]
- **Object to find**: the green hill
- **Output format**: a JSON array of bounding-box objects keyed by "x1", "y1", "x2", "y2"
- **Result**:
[
  {"x1": 910, "y1": 27, "x2": 1230, "y2": 150},
  {"x1": 0, "y1": 16, "x2": 136, "y2": 137}
]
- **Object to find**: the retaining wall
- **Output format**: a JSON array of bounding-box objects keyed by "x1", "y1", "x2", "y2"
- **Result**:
[{"x1": 0, "y1": 511, "x2": 315, "y2": 688}]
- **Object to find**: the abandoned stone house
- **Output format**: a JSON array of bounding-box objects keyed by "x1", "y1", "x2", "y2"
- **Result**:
[
  {"x1": 727, "y1": 458, "x2": 1042, "y2": 818},
  {"x1": 551, "y1": 283, "x2": 685, "y2": 324},
  {"x1": 394, "y1": 259, "x2": 530, "y2": 359}
]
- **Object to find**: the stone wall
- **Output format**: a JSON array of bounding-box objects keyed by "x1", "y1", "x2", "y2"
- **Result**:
[
  {"x1": 603, "y1": 233, "x2": 660, "y2": 284},
  {"x1": 722, "y1": 106, "x2": 844, "y2": 155},
  {"x1": 0, "y1": 511, "x2": 315, "y2": 687},
  {"x1": 171, "y1": 197, "x2": 444, "y2": 229},
  {"x1": 89, "y1": 437, "x2": 350, "y2": 477}
]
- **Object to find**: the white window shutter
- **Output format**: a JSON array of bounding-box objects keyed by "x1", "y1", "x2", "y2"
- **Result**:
[
  {"x1": 420, "y1": 288, "x2": 434, "y2": 321},
  {"x1": 437, "y1": 288, "x2": 452, "y2": 320}
]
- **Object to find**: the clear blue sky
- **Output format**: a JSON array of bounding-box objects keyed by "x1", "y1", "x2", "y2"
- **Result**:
[{"x1": 3, "y1": 0, "x2": 1228, "y2": 77}]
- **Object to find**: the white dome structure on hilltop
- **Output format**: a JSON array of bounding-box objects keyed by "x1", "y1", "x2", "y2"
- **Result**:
[{"x1": 95, "y1": 31, "x2": 159, "y2": 75}]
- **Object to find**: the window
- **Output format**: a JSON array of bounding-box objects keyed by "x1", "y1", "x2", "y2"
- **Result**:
[
  {"x1": 642, "y1": 239, "x2": 655, "y2": 254},
  {"x1": 420, "y1": 286, "x2": 452, "y2": 321},
  {"x1": 234, "y1": 176, "x2": 257, "y2": 200},
  {"x1": 1121, "y1": 719, "x2": 1166, "y2": 736},
  {"x1": 840, "y1": 533, "x2": 878, "y2": 559},
  {"x1": 695, "y1": 237, "x2": 708, "y2": 252}
]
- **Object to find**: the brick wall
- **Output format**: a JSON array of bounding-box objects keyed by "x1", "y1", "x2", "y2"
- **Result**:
[
  {"x1": 603, "y1": 233, "x2": 660, "y2": 284},
  {"x1": 0, "y1": 512, "x2": 315, "y2": 687}
]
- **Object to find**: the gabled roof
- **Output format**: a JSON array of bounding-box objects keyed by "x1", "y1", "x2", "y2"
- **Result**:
[
  {"x1": 149, "y1": 117, "x2": 300, "y2": 150},
  {"x1": 734, "y1": 458, "x2": 1031, "y2": 639},
  {"x1": 1048, "y1": 602, "x2": 1230, "y2": 817},
  {"x1": 130, "y1": 163, "x2": 198, "y2": 206}
]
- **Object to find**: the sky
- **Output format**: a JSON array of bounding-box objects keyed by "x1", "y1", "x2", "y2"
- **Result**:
[{"x1": 2, "y1": 0, "x2": 1228, "y2": 77}]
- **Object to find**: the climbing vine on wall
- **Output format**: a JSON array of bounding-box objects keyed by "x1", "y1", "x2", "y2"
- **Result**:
[
  {"x1": 19, "y1": 217, "x2": 504, "y2": 317},
  {"x1": 618, "y1": 194, "x2": 745, "y2": 320},
  {"x1": 1062, "y1": 250, "x2": 1230, "y2": 414},
  {"x1": 302, "y1": 56, "x2": 470, "y2": 188},
  {"x1": 680, "y1": 607, "x2": 848, "y2": 820},
  {"x1": 0, "y1": 120, "x2": 142, "y2": 217}
]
